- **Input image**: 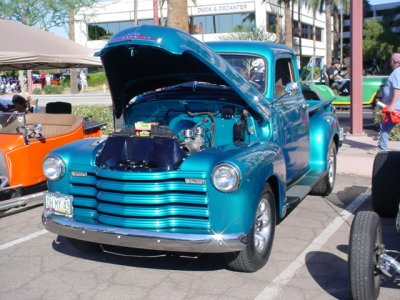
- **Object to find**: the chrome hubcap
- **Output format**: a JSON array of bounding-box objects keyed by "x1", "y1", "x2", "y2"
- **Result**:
[
  {"x1": 328, "y1": 147, "x2": 335, "y2": 185},
  {"x1": 254, "y1": 197, "x2": 272, "y2": 254}
]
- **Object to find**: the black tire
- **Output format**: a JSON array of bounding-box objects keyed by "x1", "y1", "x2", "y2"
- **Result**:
[
  {"x1": 67, "y1": 237, "x2": 101, "y2": 252},
  {"x1": 224, "y1": 183, "x2": 276, "y2": 272},
  {"x1": 349, "y1": 211, "x2": 383, "y2": 300},
  {"x1": 372, "y1": 151, "x2": 400, "y2": 217},
  {"x1": 311, "y1": 142, "x2": 337, "y2": 196}
]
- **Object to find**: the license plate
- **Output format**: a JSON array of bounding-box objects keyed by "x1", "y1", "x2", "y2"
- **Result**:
[{"x1": 45, "y1": 193, "x2": 73, "y2": 217}]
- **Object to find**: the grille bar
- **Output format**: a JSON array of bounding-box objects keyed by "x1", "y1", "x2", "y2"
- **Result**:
[
  {"x1": 97, "y1": 214, "x2": 210, "y2": 230},
  {"x1": 97, "y1": 191, "x2": 207, "y2": 205},
  {"x1": 96, "y1": 179, "x2": 206, "y2": 192},
  {"x1": 97, "y1": 203, "x2": 209, "y2": 218}
]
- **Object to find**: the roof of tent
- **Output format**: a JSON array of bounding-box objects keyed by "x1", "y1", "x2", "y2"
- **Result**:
[{"x1": 0, "y1": 19, "x2": 101, "y2": 71}]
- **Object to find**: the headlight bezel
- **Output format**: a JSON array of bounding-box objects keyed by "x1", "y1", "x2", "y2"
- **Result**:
[
  {"x1": 211, "y1": 163, "x2": 241, "y2": 192},
  {"x1": 43, "y1": 155, "x2": 65, "y2": 181}
]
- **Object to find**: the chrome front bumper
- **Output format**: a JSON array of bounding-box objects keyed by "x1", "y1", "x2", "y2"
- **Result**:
[
  {"x1": 0, "y1": 191, "x2": 45, "y2": 211},
  {"x1": 42, "y1": 215, "x2": 247, "y2": 253}
]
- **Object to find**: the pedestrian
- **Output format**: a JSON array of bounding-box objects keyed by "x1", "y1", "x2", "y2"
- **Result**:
[
  {"x1": 45, "y1": 73, "x2": 51, "y2": 86},
  {"x1": 80, "y1": 70, "x2": 88, "y2": 92},
  {"x1": 10, "y1": 94, "x2": 29, "y2": 113},
  {"x1": 369, "y1": 53, "x2": 400, "y2": 154}
]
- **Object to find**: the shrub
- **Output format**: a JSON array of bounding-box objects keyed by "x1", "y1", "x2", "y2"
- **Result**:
[
  {"x1": 33, "y1": 88, "x2": 43, "y2": 95},
  {"x1": 301, "y1": 66, "x2": 321, "y2": 81},
  {"x1": 72, "y1": 104, "x2": 113, "y2": 135},
  {"x1": 60, "y1": 78, "x2": 70, "y2": 88},
  {"x1": 87, "y1": 71, "x2": 107, "y2": 87},
  {"x1": 43, "y1": 85, "x2": 64, "y2": 94}
]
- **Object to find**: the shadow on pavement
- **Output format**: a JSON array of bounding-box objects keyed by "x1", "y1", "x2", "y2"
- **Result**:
[
  {"x1": 325, "y1": 185, "x2": 370, "y2": 211},
  {"x1": 52, "y1": 235, "x2": 227, "y2": 272},
  {"x1": 305, "y1": 251, "x2": 351, "y2": 299}
]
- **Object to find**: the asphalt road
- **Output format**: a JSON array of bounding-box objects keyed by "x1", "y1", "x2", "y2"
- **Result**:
[
  {"x1": 1, "y1": 92, "x2": 112, "y2": 107},
  {"x1": 335, "y1": 107, "x2": 378, "y2": 134},
  {"x1": 1, "y1": 174, "x2": 399, "y2": 300}
]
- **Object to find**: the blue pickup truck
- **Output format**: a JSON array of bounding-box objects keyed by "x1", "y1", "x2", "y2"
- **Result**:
[{"x1": 42, "y1": 25, "x2": 340, "y2": 272}]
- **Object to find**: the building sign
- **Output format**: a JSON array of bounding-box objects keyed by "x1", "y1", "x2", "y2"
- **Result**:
[{"x1": 191, "y1": 2, "x2": 254, "y2": 16}]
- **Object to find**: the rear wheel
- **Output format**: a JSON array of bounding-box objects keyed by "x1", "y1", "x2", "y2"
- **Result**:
[
  {"x1": 372, "y1": 151, "x2": 400, "y2": 217},
  {"x1": 311, "y1": 142, "x2": 336, "y2": 196},
  {"x1": 349, "y1": 211, "x2": 383, "y2": 300},
  {"x1": 224, "y1": 183, "x2": 276, "y2": 272}
]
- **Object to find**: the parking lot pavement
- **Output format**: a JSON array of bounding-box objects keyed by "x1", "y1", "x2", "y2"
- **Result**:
[
  {"x1": 1, "y1": 131, "x2": 400, "y2": 299},
  {"x1": 2, "y1": 174, "x2": 399, "y2": 300},
  {"x1": 337, "y1": 132, "x2": 400, "y2": 177}
]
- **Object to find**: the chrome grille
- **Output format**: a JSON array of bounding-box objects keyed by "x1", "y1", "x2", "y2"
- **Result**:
[{"x1": 69, "y1": 168, "x2": 210, "y2": 232}]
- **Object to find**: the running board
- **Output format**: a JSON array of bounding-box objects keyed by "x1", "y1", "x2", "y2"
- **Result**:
[{"x1": 286, "y1": 170, "x2": 326, "y2": 208}]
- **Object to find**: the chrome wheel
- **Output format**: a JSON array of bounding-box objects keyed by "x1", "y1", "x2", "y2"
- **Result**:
[
  {"x1": 224, "y1": 183, "x2": 276, "y2": 272},
  {"x1": 311, "y1": 142, "x2": 336, "y2": 196},
  {"x1": 327, "y1": 145, "x2": 336, "y2": 186},
  {"x1": 254, "y1": 197, "x2": 272, "y2": 254}
]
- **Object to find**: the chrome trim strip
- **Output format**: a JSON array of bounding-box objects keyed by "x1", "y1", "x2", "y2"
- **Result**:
[{"x1": 42, "y1": 215, "x2": 247, "y2": 253}]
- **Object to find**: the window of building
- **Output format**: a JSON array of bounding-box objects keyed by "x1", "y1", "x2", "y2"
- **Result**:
[
  {"x1": 266, "y1": 13, "x2": 277, "y2": 33},
  {"x1": 292, "y1": 21, "x2": 322, "y2": 41},
  {"x1": 315, "y1": 27, "x2": 322, "y2": 41},
  {"x1": 88, "y1": 19, "x2": 153, "y2": 40},
  {"x1": 293, "y1": 21, "x2": 300, "y2": 37},
  {"x1": 301, "y1": 23, "x2": 312, "y2": 39},
  {"x1": 189, "y1": 13, "x2": 254, "y2": 34}
]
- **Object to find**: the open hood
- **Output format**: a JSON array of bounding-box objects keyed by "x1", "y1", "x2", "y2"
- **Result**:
[{"x1": 96, "y1": 25, "x2": 270, "y2": 119}]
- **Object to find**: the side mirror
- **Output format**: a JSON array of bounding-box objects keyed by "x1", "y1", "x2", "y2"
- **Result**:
[{"x1": 285, "y1": 82, "x2": 299, "y2": 96}]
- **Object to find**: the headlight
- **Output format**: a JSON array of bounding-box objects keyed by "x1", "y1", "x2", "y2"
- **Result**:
[
  {"x1": 43, "y1": 155, "x2": 65, "y2": 181},
  {"x1": 212, "y1": 163, "x2": 240, "y2": 192}
]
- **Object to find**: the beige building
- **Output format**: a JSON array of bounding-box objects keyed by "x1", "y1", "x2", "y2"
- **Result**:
[{"x1": 75, "y1": 0, "x2": 330, "y2": 66}]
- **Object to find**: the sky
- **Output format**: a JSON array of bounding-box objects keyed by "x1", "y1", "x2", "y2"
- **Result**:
[
  {"x1": 50, "y1": 26, "x2": 68, "y2": 39},
  {"x1": 369, "y1": 0, "x2": 400, "y2": 5}
]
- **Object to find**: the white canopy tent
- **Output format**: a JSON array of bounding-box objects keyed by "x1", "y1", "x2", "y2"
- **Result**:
[{"x1": 0, "y1": 18, "x2": 101, "y2": 70}]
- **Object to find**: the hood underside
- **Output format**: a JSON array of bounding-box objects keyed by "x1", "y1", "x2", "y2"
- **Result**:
[{"x1": 96, "y1": 25, "x2": 270, "y2": 119}]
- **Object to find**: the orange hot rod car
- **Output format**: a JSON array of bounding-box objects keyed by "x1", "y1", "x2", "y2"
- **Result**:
[{"x1": 0, "y1": 109, "x2": 104, "y2": 211}]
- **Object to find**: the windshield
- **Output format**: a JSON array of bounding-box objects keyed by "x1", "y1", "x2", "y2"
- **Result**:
[
  {"x1": 219, "y1": 54, "x2": 267, "y2": 94},
  {"x1": 0, "y1": 112, "x2": 26, "y2": 134}
]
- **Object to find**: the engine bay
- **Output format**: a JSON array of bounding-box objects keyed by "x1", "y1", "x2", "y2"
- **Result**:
[{"x1": 96, "y1": 99, "x2": 258, "y2": 171}]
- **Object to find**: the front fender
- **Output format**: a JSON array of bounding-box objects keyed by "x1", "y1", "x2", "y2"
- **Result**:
[
  {"x1": 46, "y1": 138, "x2": 105, "y2": 193},
  {"x1": 182, "y1": 141, "x2": 286, "y2": 234}
]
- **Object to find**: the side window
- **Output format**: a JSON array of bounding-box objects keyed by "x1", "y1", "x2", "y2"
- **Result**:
[{"x1": 275, "y1": 58, "x2": 295, "y2": 98}]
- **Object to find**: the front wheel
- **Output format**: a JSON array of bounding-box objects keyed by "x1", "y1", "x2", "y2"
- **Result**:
[
  {"x1": 349, "y1": 211, "x2": 383, "y2": 300},
  {"x1": 372, "y1": 151, "x2": 400, "y2": 217},
  {"x1": 311, "y1": 142, "x2": 337, "y2": 196},
  {"x1": 224, "y1": 183, "x2": 276, "y2": 272}
]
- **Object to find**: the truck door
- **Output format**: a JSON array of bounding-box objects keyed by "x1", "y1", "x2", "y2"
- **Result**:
[{"x1": 274, "y1": 57, "x2": 309, "y2": 182}]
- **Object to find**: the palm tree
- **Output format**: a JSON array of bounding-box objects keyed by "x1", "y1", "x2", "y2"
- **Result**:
[
  {"x1": 333, "y1": 0, "x2": 350, "y2": 63},
  {"x1": 167, "y1": 0, "x2": 189, "y2": 32},
  {"x1": 263, "y1": 0, "x2": 293, "y2": 48},
  {"x1": 305, "y1": 0, "x2": 322, "y2": 78},
  {"x1": 325, "y1": 0, "x2": 333, "y2": 66},
  {"x1": 282, "y1": 0, "x2": 293, "y2": 48}
]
